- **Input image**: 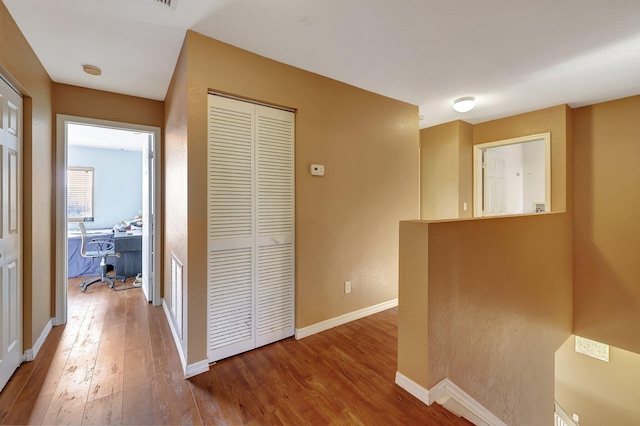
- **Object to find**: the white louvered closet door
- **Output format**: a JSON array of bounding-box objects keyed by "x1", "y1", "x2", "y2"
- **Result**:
[
  {"x1": 254, "y1": 105, "x2": 295, "y2": 347},
  {"x1": 207, "y1": 95, "x2": 294, "y2": 363}
]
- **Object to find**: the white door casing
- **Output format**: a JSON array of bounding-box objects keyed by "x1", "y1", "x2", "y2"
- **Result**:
[
  {"x1": 55, "y1": 116, "x2": 162, "y2": 327},
  {"x1": 142, "y1": 134, "x2": 154, "y2": 303},
  {"x1": 207, "y1": 94, "x2": 295, "y2": 362},
  {"x1": 0, "y1": 76, "x2": 22, "y2": 392}
]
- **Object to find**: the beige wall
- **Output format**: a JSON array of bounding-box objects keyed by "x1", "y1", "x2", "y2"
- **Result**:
[
  {"x1": 53, "y1": 83, "x2": 164, "y2": 128},
  {"x1": 402, "y1": 105, "x2": 574, "y2": 424},
  {"x1": 419, "y1": 120, "x2": 472, "y2": 220},
  {"x1": 163, "y1": 39, "x2": 189, "y2": 350},
  {"x1": 556, "y1": 336, "x2": 640, "y2": 426},
  {"x1": 0, "y1": 2, "x2": 53, "y2": 349},
  {"x1": 165, "y1": 31, "x2": 420, "y2": 363},
  {"x1": 421, "y1": 105, "x2": 571, "y2": 220},
  {"x1": 397, "y1": 221, "x2": 430, "y2": 387},
  {"x1": 399, "y1": 214, "x2": 573, "y2": 425},
  {"x1": 573, "y1": 95, "x2": 640, "y2": 354}
]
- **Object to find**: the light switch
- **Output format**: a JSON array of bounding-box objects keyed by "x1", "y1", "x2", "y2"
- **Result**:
[{"x1": 310, "y1": 164, "x2": 325, "y2": 176}]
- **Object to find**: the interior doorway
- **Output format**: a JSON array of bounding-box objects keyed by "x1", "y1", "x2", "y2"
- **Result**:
[
  {"x1": 473, "y1": 133, "x2": 551, "y2": 217},
  {"x1": 55, "y1": 115, "x2": 162, "y2": 326}
]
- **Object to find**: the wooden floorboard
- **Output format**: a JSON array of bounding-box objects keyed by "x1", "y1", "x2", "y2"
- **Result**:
[{"x1": 0, "y1": 276, "x2": 471, "y2": 425}]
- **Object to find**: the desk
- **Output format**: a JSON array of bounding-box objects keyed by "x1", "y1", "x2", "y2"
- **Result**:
[
  {"x1": 114, "y1": 230, "x2": 142, "y2": 278},
  {"x1": 68, "y1": 231, "x2": 114, "y2": 278}
]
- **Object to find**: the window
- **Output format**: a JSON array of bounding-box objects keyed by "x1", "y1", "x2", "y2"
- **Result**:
[{"x1": 67, "y1": 167, "x2": 94, "y2": 221}]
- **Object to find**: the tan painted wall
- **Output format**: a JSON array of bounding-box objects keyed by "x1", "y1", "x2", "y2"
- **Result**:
[
  {"x1": 397, "y1": 221, "x2": 430, "y2": 387},
  {"x1": 573, "y1": 96, "x2": 640, "y2": 354},
  {"x1": 419, "y1": 120, "x2": 473, "y2": 220},
  {"x1": 399, "y1": 214, "x2": 573, "y2": 425},
  {"x1": 473, "y1": 104, "x2": 571, "y2": 213},
  {"x1": 401, "y1": 105, "x2": 573, "y2": 424},
  {"x1": 556, "y1": 336, "x2": 640, "y2": 426},
  {"x1": 0, "y1": 2, "x2": 53, "y2": 349},
  {"x1": 166, "y1": 31, "x2": 420, "y2": 363},
  {"x1": 53, "y1": 83, "x2": 164, "y2": 128},
  {"x1": 421, "y1": 105, "x2": 570, "y2": 221},
  {"x1": 458, "y1": 122, "x2": 473, "y2": 218},
  {"x1": 163, "y1": 39, "x2": 189, "y2": 349}
]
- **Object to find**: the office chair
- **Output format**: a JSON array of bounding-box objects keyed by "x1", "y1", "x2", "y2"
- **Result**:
[{"x1": 78, "y1": 222, "x2": 126, "y2": 292}]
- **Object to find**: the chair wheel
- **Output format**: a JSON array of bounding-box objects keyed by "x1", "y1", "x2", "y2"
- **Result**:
[
  {"x1": 81, "y1": 286, "x2": 87, "y2": 292},
  {"x1": 109, "y1": 282, "x2": 114, "y2": 288}
]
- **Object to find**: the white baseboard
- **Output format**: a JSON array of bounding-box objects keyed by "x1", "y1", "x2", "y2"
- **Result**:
[
  {"x1": 295, "y1": 298, "x2": 398, "y2": 339},
  {"x1": 431, "y1": 379, "x2": 507, "y2": 426},
  {"x1": 162, "y1": 300, "x2": 209, "y2": 379},
  {"x1": 185, "y1": 359, "x2": 210, "y2": 378},
  {"x1": 555, "y1": 400, "x2": 578, "y2": 426},
  {"x1": 23, "y1": 318, "x2": 53, "y2": 362},
  {"x1": 394, "y1": 373, "x2": 506, "y2": 426},
  {"x1": 395, "y1": 371, "x2": 430, "y2": 406}
]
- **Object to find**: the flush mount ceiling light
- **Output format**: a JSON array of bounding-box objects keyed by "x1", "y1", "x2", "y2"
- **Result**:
[
  {"x1": 453, "y1": 96, "x2": 476, "y2": 113},
  {"x1": 82, "y1": 64, "x2": 102, "y2": 76}
]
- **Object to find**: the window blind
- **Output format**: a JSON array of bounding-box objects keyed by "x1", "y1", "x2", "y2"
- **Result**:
[{"x1": 67, "y1": 167, "x2": 94, "y2": 221}]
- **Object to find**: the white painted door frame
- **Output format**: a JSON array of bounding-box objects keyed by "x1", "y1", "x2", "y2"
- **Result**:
[
  {"x1": 55, "y1": 115, "x2": 162, "y2": 326},
  {"x1": 141, "y1": 134, "x2": 155, "y2": 303},
  {"x1": 473, "y1": 133, "x2": 551, "y2": 217}
]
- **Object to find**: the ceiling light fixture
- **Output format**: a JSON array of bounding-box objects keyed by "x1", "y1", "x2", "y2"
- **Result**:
[
  {"x1": 453, "y1": 96, "x2": 475, "y2": 113},
  {"x1": 82, "y1": 64, "x2": 102, "y2": 76}
]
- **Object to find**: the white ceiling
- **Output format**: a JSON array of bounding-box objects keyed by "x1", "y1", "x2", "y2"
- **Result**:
[{"x1": 4, "y1": 0, "x2": 640, "y2": 128}]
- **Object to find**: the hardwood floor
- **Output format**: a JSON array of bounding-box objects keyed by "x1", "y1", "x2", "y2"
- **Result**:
[{"x1": 0, "y1": 277, "x2": 471, "y2": 425}]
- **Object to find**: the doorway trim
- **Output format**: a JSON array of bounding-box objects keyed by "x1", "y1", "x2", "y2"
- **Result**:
[
  {"x1": 55, "y1": 114, "x2": 162, "y2": 326},
  {"x1": 473, "y1": 132, "x2": 551, "y2": 217}
]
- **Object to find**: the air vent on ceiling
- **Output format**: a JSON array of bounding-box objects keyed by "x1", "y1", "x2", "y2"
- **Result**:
[{"x1": 152, "y1": 0, "x2": 178, "y2": 9}]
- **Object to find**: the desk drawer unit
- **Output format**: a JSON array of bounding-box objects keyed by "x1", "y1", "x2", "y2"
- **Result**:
[
  {"x1": 115, "y1": 233, "x2": 142, "y2": 278},
  {"x1": 116, "y1": 235, "x2": 142, "y2": 252}
]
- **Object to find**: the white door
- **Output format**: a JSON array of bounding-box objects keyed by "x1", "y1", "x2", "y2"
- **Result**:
[
  {"x1": 254, "y1": 105, "x2": 295, "y2": 347},
  {"x1": 207, "y1": 95, "x2": 295, "y2": 362},
  {"x1": 483, "y1": 148, "x2": 506, "y2": 216},
  {"x1": 207, "y1": 96, "x2": 256, "y2": 361},
  {"x1": 141, "y1": 134, "x2": 153, "y2": 303},
  {"x1": 0, "y1": 76, "x2": 22, "y2": 391}
]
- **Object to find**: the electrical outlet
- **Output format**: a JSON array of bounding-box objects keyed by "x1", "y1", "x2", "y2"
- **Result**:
[
  {"x1": 572, "y1": 413, "x2": 579, "y2": 423},
  {"x1": 344, "y1": 281, "x2": 351, "y2": 294}
]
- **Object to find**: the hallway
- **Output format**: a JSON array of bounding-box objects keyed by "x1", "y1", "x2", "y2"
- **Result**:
[{"x1": 0, "y1": 278, "x2": 469, "y2": 425}]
